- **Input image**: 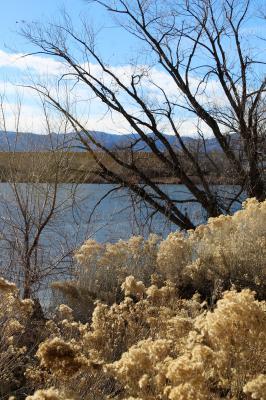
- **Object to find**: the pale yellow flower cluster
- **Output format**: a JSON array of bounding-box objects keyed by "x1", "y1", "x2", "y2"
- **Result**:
[
  {"x1": 107, "y1": 338, "x2": 173, "y2": 398},
  {"x1": 182, "y1": 198, "x2": 266, "y2": 299},
  {"x1": 36, "y1": 337, "x2": 89, "y2": 377},
  {"x1": 26, "y1": 387, "x2": 73, "y2": 400},
  {"x1": 243, "y1": 375, "x2": 266, "y2": 400},
  {"x1": 56, "y1": 304, "x2": 74, "y2": 321},
  {"x1": 157, "y1": 232, "x2": 191, "y2": 283},
  {"x1": 52, "y1": 235, "x2": 162, "y2": 320},
  {"x1": 108, "y1": 289, "x2": 266, "y2": 400},
  {"x1": 154, "y1": 198, "x2": 265, "y2": 300},
  {"x1": 0, "y1": 277, "x2": 17, "y2": 292},
  {"x1": 73, "y1": 234, "x2": 160, "y2": 305},
  {"x1": 121, "y1": 275, "x2": 146, "y2": 298}
]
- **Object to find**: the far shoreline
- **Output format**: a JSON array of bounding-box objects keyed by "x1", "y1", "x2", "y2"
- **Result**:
[{"x1": 0, "y1": 151, "x2": 242, "y2": 185}]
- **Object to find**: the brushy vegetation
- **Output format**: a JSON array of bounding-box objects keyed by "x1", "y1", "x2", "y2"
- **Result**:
[
  {"x1": 0, "y1": 198, "x2": 265, "y2": 399},
  {"x1": 0, "y1": 151, "x2": 234, "y2": 184}
]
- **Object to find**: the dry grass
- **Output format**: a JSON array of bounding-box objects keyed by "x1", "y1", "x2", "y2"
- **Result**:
[
  {"x1": 0, "y1": 151, "x2": 177, "y2": 184},
  {"x1": 0, "y1": 151, "x2": 234, "y2": 184}
]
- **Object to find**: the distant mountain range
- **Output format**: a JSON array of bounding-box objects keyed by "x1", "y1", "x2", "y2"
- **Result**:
[{"x1": 0, "y1": 131, "x2": 225, "y2": 152}]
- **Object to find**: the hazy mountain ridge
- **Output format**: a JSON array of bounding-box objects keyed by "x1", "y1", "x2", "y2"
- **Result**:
[{"x1": 0, "y1": 131, "x2": 223, "y2": 152}]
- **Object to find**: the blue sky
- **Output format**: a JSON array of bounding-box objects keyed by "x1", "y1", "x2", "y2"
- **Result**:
[
  {"x1": 1, "y1": 1, "x2": 83, "y2": 49},
  {"x1": 0, "y1": 0, "x2": 139, "y2": 133},
  {"x1": 0, "y1": 0, "x2": 147, "y2": 134},
  {"x1": 0, "y1": 1, "x2": 135, "y2": 63},
  {"x1": 0, "y1": 1, "x2": 265, "y2": 135}
]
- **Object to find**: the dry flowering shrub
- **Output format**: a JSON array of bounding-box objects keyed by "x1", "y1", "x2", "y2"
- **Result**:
[
  {"x1": 243, "y1": 375, "x2": 266, "y2": 400},
  {"x1": 107, "y1": 338, "x2": 173, "y2": 399},
  {"x1": 157, "y1": 232, "x2": 191, "y2": 285},
  {"x1": 26, "y1": 387, "x2": 74, "y2": 400},
  {"x1": 27, "y1": 279, "x2": 202, "y2": 398},
  {"x1": 51, "y1": 235, "x2": 162, "y2": 321},
  {"x1": 194, "y1": 289, "x2": 266, "y2": 392},
  {"x1": 76, "y1": 235, "x2": 160, "y2": 282},
  {"x1": 74, "y1": 234, "x2": 161, "y2": 304},
  {"x1": 85, "y1": 278, "x2": 202, "y2": 363},
  {"x1": 159, "y1": 198, "x2": 266, "y2": 299},
  {"x1": 36, "y1": 337, "x2": 89, "y2": 376},
  {"x1": 4, "y1": 199, "x2": 266, "y2": 398},
  {"x1": 0, "y1": 277, "x2": 33, "y2": 397},
  {"x1": 20, "y1": 283, "x2": 266, "y2": 399},
  {"x1": 121, "y1": 275, "x2": 146, "y2": 299},
  {"x1": 58, "y1": 199, "x2": 266, "y2": 313},
  {"x1": 107, "y1": 289, "x2": 266, "y2": 400},
  {"x1": 56, "y1": 304, "x2": 74, "y2": 321},
  {"x1": 26, "y1": 302, "x2": 117, "y2": 400},
  {"x1": 168, "y1": 289, "x2": 266, "y2": 400}
]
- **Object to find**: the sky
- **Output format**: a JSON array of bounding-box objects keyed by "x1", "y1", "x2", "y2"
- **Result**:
[
  {"x1": 0, "y1": 0, "x2": 142, "y2": 133},
  {"x1": 0, "y1": 0, "x2": 265, "y2": 135},
  {"x1": 0, "y1": 1, "x2": 136, "y2": 59}
]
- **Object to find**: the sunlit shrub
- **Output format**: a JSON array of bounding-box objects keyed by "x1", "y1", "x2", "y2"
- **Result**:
[
  {"x1": 2, "y1": 280, "x2": 266, "y2": 399},
  {"x1": 2, "y1": 199, "x2": 266, "y2": 399},
  {"x1": 28, "y1": 280, "x2": 266, "y2": 399},
  {"x1": 182, "y1": 198, "x2": 266, "y2": 299},
  {"x1": 61, "y1": 198, "x2": 266, "y2": 310},
  {"x1": 52, "y1": 234, "x2": 161, "y2": 320},
  {"x1": 243, "y1": 375, "x2": 266, "y2": 400},
  {"x1": 26, "y1": 278, "x2": 201, "y2": 398},
  {"x1": 26, "y1": 387, "x2": 74, "y2": 400},
  {"x1": 75, "y1": 234, "x2": 160, "y2": 302},
  {"x1": 108, "y1": 289, "x2": 266, "y2": 400},
  {"x1": 25, "y1": 302, "x2": 111, "y2": 399}
]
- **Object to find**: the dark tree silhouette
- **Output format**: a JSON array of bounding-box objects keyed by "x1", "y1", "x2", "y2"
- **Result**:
[{"x1": 21, "y1": 0, "x2": 266, "y2": 230}]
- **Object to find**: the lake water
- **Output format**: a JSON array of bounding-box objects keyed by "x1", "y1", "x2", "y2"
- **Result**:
[
  {"x1": 64, "y1": 183, "x2": 245, "y2": 239},
  {"x1": 0, "y1": 182, "x2": 245, "y2": 243},
  {"x1": 0, "y1": 183, "x2": 245, "y2": 299}
]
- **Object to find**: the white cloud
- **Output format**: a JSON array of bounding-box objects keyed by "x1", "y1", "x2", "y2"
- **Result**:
[
  {"x1": 0, "y1": 50, "x2": 67, "y2": 76},
  {"x1": 0, "y1": 49, "x2": 227, "y2": 135}
]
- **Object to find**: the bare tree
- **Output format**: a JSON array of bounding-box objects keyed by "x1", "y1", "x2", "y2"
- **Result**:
[
  {"x1": 0, "y1": 100, "x2": 94, "y2": 300},
  {"x1": 21, "y1": 0, "x2": 265, "y2": 230}
]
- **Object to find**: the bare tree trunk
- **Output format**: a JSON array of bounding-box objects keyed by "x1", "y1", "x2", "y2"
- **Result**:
[{"x1": 23, "y1": 258, "x2": 32, "y2": 299}]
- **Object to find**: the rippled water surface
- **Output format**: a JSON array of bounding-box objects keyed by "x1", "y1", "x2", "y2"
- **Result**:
[{"x1": 0, "y1": 183, "x2": 245, "y2": 300}]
